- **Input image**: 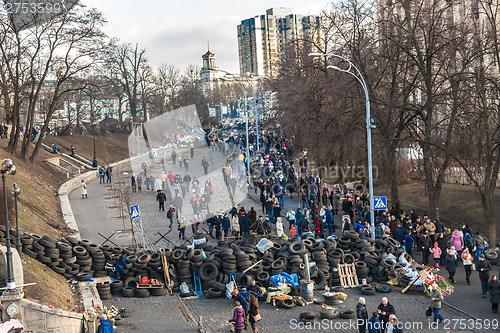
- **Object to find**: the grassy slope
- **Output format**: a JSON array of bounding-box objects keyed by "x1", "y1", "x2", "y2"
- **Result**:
[{"x1": 0, "y1": 132, "x2": 129, "y2": 311}]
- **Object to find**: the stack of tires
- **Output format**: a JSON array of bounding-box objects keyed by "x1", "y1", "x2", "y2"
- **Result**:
[{"x1": 97, "y1": 283, "x2": 112, "y2": 300}]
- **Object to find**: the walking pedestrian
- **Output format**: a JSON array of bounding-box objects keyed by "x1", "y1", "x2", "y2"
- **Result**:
[
  {"x1": 368, "y1": 312, "x2": 382, "y2": 333},
  {"x1": 136, "y1": 174, "x2": 142, "y2": 192},
  {"x1": 478, "y1": 254, "x2": 492, "y2": 298},
  {"x1": 248, "y1": 293, "x2": 260, "y2": 333},
  {"x1": 357, "y1": 297, "x2": 369, "y2": 333},
  {"x1": 377, "y1": 297, "x2": 395, "y2": 333},
  {"x1": 429, "y1": 242, "x2": 442, "y2": 268},
  {"x1": 130, "y1": 174, "x2": 136, "y2": 192},
  {"x1": 489, "y1": 274, "x2": 500, "y2": 313},
  {"x1": 475, "y1": 232, "x2": 485, "y2": 259},
  {"x1": 106, "y1": 166, "x2": 112, "y2": 183},
  {"x1": 450, "y1": 228, "x2": 463, "y2": 259},
  {"x1": 444, "y1": 249, "x2": 456, "y2": 283},
  {"x1": 228, "y1": 301, "x2": 246, "y2": 333},
  {"x1": 156, "y1": 190, "x2": 166, "y2": 211},
  {"x1": 177, "y1": 213, "x2": 187, "y2": 240},
  {"x1": 167, "y1": 206, "x2": 176, "y2": 230},
  {"x1": 461, "y1": 248, "x2": 473, "y2": 284},
  {"x1": 80, "y1": 180, "x2": 88, "y2": 199},
  {"x1": 429, "y1": 283, "x2": 444, "y2": 325},
  {"x1": 201, "y1": 157, "x2": 209, "y2": 175},
  {"x1": 99, "y1": 166, "x2": 105, "y2": 184}
]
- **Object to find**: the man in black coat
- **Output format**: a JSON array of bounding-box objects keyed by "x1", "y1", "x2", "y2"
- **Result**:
[
  {"x1": 156, "y1": 190, "x2": 166, "y2": 211},
  {"x1": 419, "y1": 233, "x2": 431, "y2": 266},
  {"x1": 240, "y1": 213, "x2": 252, "y2": 236},
  {"x1": 478, "y1": 255, "x2": 492, "y2": 298},
  {"x1": 357, "y1": 297, "x2": 369, "y2": 333}
]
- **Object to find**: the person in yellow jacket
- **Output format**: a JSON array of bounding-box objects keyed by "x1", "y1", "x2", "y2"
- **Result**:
[{"x1": 423, "y1": 219, "x2": 436, "y2": 243}]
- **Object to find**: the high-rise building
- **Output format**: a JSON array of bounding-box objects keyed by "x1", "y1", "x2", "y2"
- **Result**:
[{"x1": 237, "y1": 7, "x2": 321, "y2": 77}]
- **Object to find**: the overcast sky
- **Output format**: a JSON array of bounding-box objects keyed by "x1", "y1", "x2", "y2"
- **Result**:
[{"x1": 82, "y1": 0, "x2": 330, "y2": 73}]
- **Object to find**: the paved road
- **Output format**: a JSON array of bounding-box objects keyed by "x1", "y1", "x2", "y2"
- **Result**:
[{"x1": 69, "y1": 146, "x2": 500, "y2": 332}]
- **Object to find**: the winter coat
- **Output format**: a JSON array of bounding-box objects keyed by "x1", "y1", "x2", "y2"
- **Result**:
[
  {"x1": 464, "y1": 233, "x2": 476, "y2": 252},
  {"x1": 430, "y1": 289, "x2": 444, "y2": 308},
  {"x1": 404, "y1": 234, "x2": 414, "y2": 249},
  {"x1": 430, "y1": 247, "x2": 442, "y2": 259},
  {"x1": 444, "y1": 254, "x2": 456, "y2": 273},
  {"x1": 477, "y1": 260, "x2": 492, "y2": 280},
  {"x1": 450, "y1": 231, "x2": 463, "y2": 251},
  {"x1": 97, "y1": 319, "x2": 114, "y2": 333},
  {"x1": 222, "y1": 216, "x2": 230, "y2": 231},
  {"x1": 395, "y1": 226, "x2": 406, "y2": 244},
  {"x1": 235, "y1": 291, "x2": 250, "y2": 313},
  {"x1": 476, "y1": 235, "x2": 485, "y2": 248},
  {"x1": 368, "y1": 317, "x2": 382, "y2": 333},
  {"x1": 434, "y1": 220, "x2": 444, "y2": 234},
  {"x1": 377, "y1": 302, "x2": 395, "y2": 323},
  {"x1": 489, "y1": 280, "x2": 500, "y2": 304},
  {"x1": 423, "y1": 221, "x2": 436, "y2": 236},
  {"x1": 177, "y1": 217, "x2": 187, "y2": 229},
  {"x1": 228, "y1": 306, "x2": 245, "y2": 330},
  {"x1": 240, "y1": 215, "x2": 252, "y2": 232},
  {"x1": 419, "y1": 236, "x2": 431, "y2": 250},
  {"x1": 156, "y1": 192, "x2": 166, "y2": 203},
  {"x1": 356, "y1": 302, "x2": 368, "y2": 320}
]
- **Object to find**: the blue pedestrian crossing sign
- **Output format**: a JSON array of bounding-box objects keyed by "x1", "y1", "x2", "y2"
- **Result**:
[
  {"x1": 373, "y1": 196, "x2": 387, "y2": 210},
  {"x1": 130, "y1": 205, "x2": 140, "y2": 219}
]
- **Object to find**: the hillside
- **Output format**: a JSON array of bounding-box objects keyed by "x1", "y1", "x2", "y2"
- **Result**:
[{"x1": 0, "y1": 132, "x2": 129, "y2": 310}]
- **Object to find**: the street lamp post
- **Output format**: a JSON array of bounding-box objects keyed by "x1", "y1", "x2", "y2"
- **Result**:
[
  {"x1": 1, "y1": 159, "x2": 17, "y2": 290},
  {"x1": 12, "y1": 184, "x2": 21, "y2": 259},
  {"x1": 309, "y1": 52, "x2": 376, "y2": 239},
  {"x1": 91, "y1": 123, "x2": 97, "y2": 167},
  {"x1": 214, "y1": 69, "x2": 251, "y2": 185}
]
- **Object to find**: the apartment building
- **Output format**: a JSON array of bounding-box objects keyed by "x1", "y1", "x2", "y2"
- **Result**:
[{"x1": 237, "y1": 7, "x2": 322, "y2": 77}]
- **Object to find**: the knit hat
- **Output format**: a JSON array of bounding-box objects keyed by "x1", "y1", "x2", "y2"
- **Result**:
[{"x1": 434, "y1": 242, "x2": 438, "y2": 246}]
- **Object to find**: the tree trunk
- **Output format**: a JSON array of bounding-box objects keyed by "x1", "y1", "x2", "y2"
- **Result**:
[{"x1": 482, "y1": 191, "x2": 497, "y2": 245}]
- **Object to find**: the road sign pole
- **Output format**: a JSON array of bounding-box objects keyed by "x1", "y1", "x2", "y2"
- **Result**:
[{"x1": 139, "y1": 217, "x2": 146, "y2": 249}]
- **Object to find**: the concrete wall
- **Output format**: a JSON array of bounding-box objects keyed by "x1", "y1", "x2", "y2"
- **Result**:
[
  {"x1": 43, "y1": 159, "x2": 70, "y2": 178},
  {"x1": 22, "y1": 299, "x2": 84, "y2": 333}
]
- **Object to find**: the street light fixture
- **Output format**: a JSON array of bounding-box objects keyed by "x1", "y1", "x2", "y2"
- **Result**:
[
  {"x1": 309, "y1": 52, "x2": 376, "y2": 239},
  {"x1": 1, "y1": 159, "x2": 17, "y2": 290},
  {"x1": 12, "y1": 184, "x2": 21, "y2": 259},
  {"x1": 210, "y1": 68, "x2": 251, "y2": 185},
  {"x1": 91, "y1": 122, "x2": 97, "y2": 168}
]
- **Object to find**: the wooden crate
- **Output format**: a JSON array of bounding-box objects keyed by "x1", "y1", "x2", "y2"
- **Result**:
[{"x1": 338, "y1": 263, "x2": 359, "y2": 288}]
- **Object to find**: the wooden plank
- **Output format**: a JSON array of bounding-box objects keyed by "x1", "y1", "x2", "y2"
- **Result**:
[{"x1": 93, "y1": 276, "x2": 112, "y2": 284}]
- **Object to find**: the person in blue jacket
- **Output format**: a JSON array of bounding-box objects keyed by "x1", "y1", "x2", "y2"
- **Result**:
[
  {"x1": 114, "y1": 254, "x2": 127, "y2": 280},
  {"x1": 395, "y1": 222, "x2": 406, "y2": 244},
  {"x1": 368, "y1": 312, "x2": 382, "y2": 333},
  {"x1": 97, "y1": 314, "x2": 114, "y2": 333},
  {"x1": 325, "y1": 206, "x2": 334, "y2": 234},
  {"x1": 404, "y1": 230, "x2": 414, "y2": 257}
]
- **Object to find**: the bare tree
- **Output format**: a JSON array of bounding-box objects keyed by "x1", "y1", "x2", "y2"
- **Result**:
[{"x1": 0, "y1": 4, "x2": 107, "y2": 161}]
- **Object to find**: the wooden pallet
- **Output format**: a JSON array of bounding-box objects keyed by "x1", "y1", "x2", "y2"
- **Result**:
[
  {"x1": 338, "y1": 263, "x2": 359, "y2": 288},
  {"x1": 137, "y1": 283, "x2": 165, "y2": 289}
]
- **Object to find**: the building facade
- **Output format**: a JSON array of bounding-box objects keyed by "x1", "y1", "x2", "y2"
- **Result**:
[{"x1": 237, "y1": 7, "x2": 321, "y2": 77}]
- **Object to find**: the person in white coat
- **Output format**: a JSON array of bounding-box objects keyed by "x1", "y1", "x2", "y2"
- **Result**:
[
  {"x1": 80, "y1": 180, "x2": 87, "y2": 199},
  {"x1": 276, "y1": 217, "x2": 284, "y2": 238}
]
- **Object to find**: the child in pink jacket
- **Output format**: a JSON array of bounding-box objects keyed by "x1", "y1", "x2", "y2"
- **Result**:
[{"x1": 429, "y1": 242, "x2": 442, "y2": 267}]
